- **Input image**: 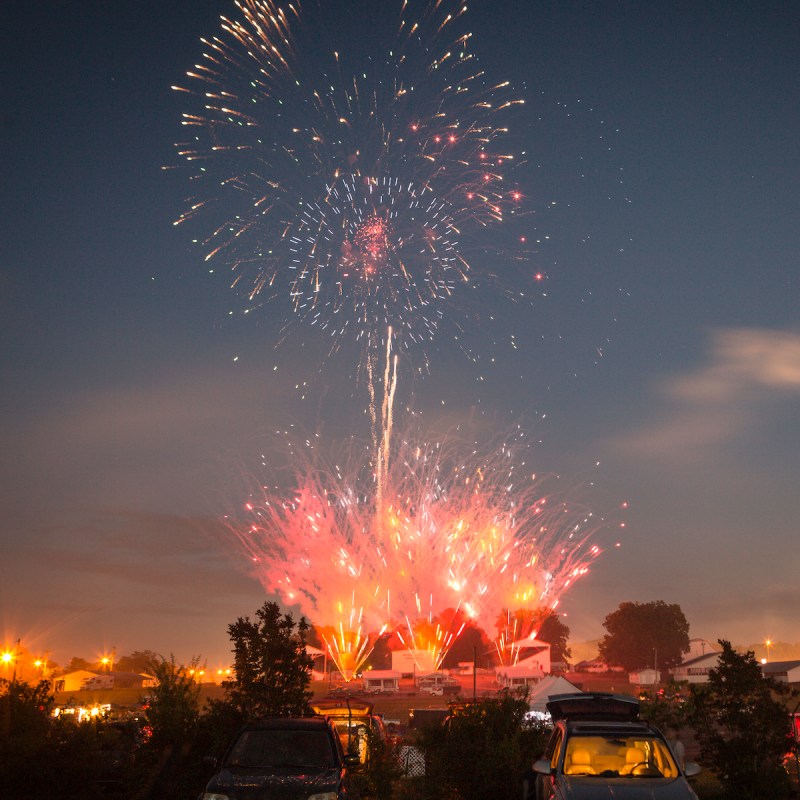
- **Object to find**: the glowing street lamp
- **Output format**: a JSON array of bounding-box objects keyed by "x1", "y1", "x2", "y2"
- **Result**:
[
  {"x1": 2, "y1": 639, "x2": 20, "y2": 681},
  {"x1": 765, "y1": 639, "x2": 772, "y2": 663}
]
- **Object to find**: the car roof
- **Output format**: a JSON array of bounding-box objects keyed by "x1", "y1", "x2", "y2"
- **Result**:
[
  {"x1": 546, "y1": 693, "x2": 640, "y2": 723},
  {"x1": 243, "y1": 716, "x2": 333, "y2": 731}
]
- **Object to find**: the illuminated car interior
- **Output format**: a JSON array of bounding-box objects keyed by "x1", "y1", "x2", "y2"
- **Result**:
[{"x1": 562, "y1": 735, "x2": 679, "y2": 778}]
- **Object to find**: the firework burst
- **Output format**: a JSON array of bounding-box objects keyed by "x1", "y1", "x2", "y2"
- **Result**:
[
  {"x1": 229, "y1": 424, "x2": 607, "y2": 676},
  {"x1": 173, "y1": 0, "x2": 525, "y2": 357}
]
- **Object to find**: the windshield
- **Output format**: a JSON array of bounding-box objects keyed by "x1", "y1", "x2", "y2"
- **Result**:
[
  {"x1": 563, "y1": 735, "x2": 679, "y2": 778},
  {"x1": 227, "y1": 729, "x2": 335, "y2": 768}
]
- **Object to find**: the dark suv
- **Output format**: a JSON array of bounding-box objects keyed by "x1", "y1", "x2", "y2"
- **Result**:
[
  {"x1": 201, "y1": 716, "x2": 358, "y2": 800},
  {"x1": 527, "y1": 693, "x2": 701, "y2": 800}
]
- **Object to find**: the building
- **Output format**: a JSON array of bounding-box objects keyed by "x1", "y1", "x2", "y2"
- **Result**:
[
  {"x1": 361, "y1": 669, "x2": 401, "y2": 693},
  {"x1": 499, "y1": 642, "x2": 551, "y2": 674},
  {"x1": 670, "y1": 650, "x2": 722, "y2": 684},
  {"x1": 629, "y1": 667, "x2": 659, "y2": 686},
  {"x1": 392, "y1": 649, "x2": 436, "y2": 676},
  {"x1": 54, "y1": 670, "x2": 100, "y2": 693},
  {"x1": 495, "y1": 653, "x2": 547, "y2": 690},
  {"x1": 761, "y1": 660, "x2": 800, "y2": 684},
  {"x1": 52, "y1": 670, "x2": 155, "y2": 692}
]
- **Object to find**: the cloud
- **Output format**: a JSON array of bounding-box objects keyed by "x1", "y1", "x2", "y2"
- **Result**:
[{"x1": 613, "y1": 327, "x2": 800, "y2": 457}]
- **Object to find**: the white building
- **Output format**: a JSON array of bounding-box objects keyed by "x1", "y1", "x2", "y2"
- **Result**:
[
  {"x1": 629, "y1": 667, "x2": 659, "y2": 686},
  {"x1": 761, "y1": 660, "x2": 800, "y2": 683},
  {"x1": 392, "y1": 649, "x2": 436, "y2": 676},
  {"x1": 495, "y1": 650, "x2": 551, "y2": 690},
  {"x1": 362, "y1": 669, "x2": 401, "y2": 693},
  {"x1": 670, "y1": 650, "x2": 722, "y2": 683}
]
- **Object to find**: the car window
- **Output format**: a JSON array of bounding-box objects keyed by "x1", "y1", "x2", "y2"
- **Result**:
[
  {"x1": 563, "y1": 735, "x2": 678, "y2": 778},
  {"x1": 548, "y1": 729, "x2": 563, "y2": 770},
  {"x1": 227, "y1": 729, "x2": 335, "y2": 768}
]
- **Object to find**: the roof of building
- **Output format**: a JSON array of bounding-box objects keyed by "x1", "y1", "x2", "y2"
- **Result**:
[
  {"x1": 761, "y1": 660, "x2": 800, "y2": 673},
  {"x1": 362, "y1": 670, "x2": 401, "y2": 679},
  {"x1": 677, "y1": 651, "x2": 722, "y2": 668}
]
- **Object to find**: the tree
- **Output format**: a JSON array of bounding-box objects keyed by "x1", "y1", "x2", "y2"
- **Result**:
[
  {"x1": 66, "y1": 656, "x2": 91, "y2": 672},
  {"x1": 495, "y1": 608, "x2": 571, "y2": 664},
  {"x1": 598, "y1": 600, "x2": 689, "y2": 672},
  {"x1": 116, "y1": 650, "x2": 160, "y2": 674},
  {"x1": 691, "y1": 640, "x2": 795, "y2": 799},
  {"x1": 144, "y1": 655, "x2": 201, "y2": 747},
  {"x1": 537, "y1": 613, "x2": 571, "y2": 664},
  {"x1": 441, "y1": 623, "x2": 492, "y2": 669},
  {"x1": 364, "y1": 632, "x2": 393, "y2": 670},
  {"x1": 0, "y1": 678, "x2": 103, "y2": 797},
  {"x1": 418, "y1": 691, "x2": 550, "y2": 800},
  {"x1": 221, "y1": 601, "x2": 314, "y2": 720}
]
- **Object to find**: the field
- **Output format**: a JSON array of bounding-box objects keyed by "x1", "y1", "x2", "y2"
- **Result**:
[{"x1": 53, "y1": 671, "x2": 638, "y2": 728}]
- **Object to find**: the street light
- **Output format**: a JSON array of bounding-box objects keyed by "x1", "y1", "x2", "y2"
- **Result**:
[{"x1": 765, "y1": 639, "x2": 772, "y2": 663}]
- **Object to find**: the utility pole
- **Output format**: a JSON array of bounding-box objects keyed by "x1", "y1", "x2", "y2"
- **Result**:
[
  {"x1": 473, "y1": 646, "x2": 477, "y2": 701},
  {"x1": 11, "y1": 639, "x2": 21, "y2": 682}
]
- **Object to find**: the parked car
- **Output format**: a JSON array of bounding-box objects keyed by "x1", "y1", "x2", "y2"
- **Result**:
[
  {"x1": 201, "y1": 716, "x2": 359, "y2": 800},
  {"x1": 526, "y1": 693, "x2": 702, "y2": 800},
  {"x1": 311, "y1": 701, "x2": 387, "y2": 764}
]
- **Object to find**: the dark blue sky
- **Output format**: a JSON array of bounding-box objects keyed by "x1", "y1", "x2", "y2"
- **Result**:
[{"x1": 2, "y1": 0, "x2": 798, "y2": 667}]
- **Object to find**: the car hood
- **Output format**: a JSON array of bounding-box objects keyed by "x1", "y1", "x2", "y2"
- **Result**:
[
  {"x1": 205, "y1": 765, "x2": 342, "y2": 800},
  {"x1": 560, "y1": 776, "x2": 697, "y2": 800}
]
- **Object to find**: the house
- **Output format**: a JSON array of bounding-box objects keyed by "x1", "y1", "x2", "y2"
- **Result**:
[
  {"x1": 361, "y1": 669, "x2": 401, "y2": 693},
  {"x1": 107, "y1": 671, "x2": 156, "y2": 689},
  {"x1": 670, "y1": 650, "x2": 722, "y2": 683},
  {"x1": 495, "y1": 652, "x2": 548, "y2": 690},
  {"x1": 53, "y1": 670, "x2": 156, "y2": 692},
  {"x1": 761, "y1": 660, "x2": 800, "y2": 684},
  {"x1": 53, "y1": 670, "x2": 100, "y2": 693},
  {"x1": 499, "y1": 641, "x2": 551, "y2": 675},
  {"x1": 629, "y1": 667, "x2": 659, "y2": 686}
]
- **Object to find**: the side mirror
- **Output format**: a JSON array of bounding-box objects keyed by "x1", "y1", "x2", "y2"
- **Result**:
[
  {"x1": 344, "y1": 753, "x2": 362, "y2": 767},
  {"x1": 684, "y1": 762, "x2": 702, "y2": 778},
  {"x1": 533, "y1": 758, "x2": 553, "y2": 775}
]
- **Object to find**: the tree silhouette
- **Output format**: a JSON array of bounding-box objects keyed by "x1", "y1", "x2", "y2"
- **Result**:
[
  {"x1": 221, "y1": 602, "x2": 314, "y2": 720},
  {"x1": 691, "y1": 640, "x2": 796, "y2": 799},
  {"x1": 598, "y1": 600, "x2": 689, "y2": 671}
]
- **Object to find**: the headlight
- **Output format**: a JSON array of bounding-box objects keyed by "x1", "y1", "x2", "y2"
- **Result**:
[
  {"x1": 202, "y1": 794, "x2": 230, "y2": 800},
  {"x1": 308, "y1": 793, "x2": 338, "y2": 800}
]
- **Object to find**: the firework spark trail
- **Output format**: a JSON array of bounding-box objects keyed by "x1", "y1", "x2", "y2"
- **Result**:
[
  {"x1": 231, "y1": 426, "x2": 608, "y2": 674},
  {"x1": 173, "y1": 0, "x2": 526, "y2": 360}
]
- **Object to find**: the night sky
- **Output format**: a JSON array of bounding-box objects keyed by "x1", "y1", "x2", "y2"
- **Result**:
[{"x1": 2, "y1": 0, "x2": 799, "y2": 669}]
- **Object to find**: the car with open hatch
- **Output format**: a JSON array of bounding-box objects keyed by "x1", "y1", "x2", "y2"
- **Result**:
[
  {"x1": 526, "y1": 692, "x2": 702, "y2": 800},
  {"x1": 311, "y1": 700, "x2": 388, "y2": 764},
  {"x1": 201, "y1": 715, "x2": 359, "y2": 800}
]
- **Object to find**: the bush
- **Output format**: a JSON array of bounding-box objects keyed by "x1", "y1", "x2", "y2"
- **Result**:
[{"x1": 416, "y1": 691, "x2": 549, "y2": 800}]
